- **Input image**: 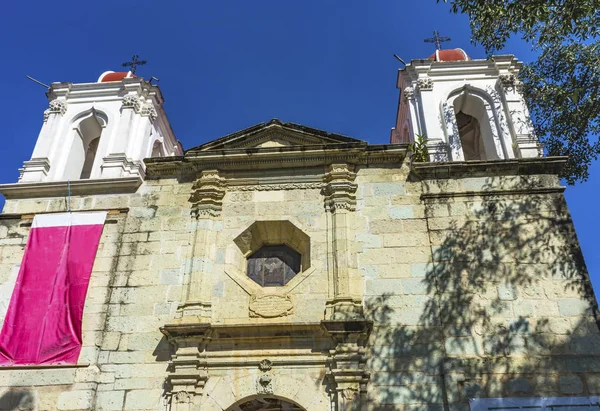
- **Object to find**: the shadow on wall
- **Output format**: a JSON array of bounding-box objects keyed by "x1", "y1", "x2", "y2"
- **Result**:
[
  {"x1": 365, "y1": 174, "x2": 600, "y2": 409},
  {"x1": 0, "y1": 389, "x2": 35, "y2": 411}
]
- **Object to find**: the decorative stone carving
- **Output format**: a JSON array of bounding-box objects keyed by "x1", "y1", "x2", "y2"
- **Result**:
[
  {"x1": 43, "y1": 109, "x2": 50, "y2": 122},
  {"x1": 256, "y1": 358, "x2": 274, "y2": 394},
  {"x1": 142, "y1": 104, "x2": 158, "y2": 122},
  {"x1": 417, "y1": 78, "x2": 434, "y2": 91},
  {"x1": 174, "y1": 391, "x2": 192, "y2": 404},
  {"x1": 249, "y1": 294, "x2": 294, "y2": 318},
  {"x1": 322, "y1": 163, "x2": 357, "y2": 212},
  {"x1": 47, "y1": 100, "x2": 68, "y2": 116},
  {"x1": 122, "y1": 94, "x2": 143, "y2": 112},
  {"x1": 189, "y1": 170, "x2": 227, "y2": 218},
  {"x1": 403, "y1": 86, "x2": 415, "y2": 102},
  {"x1": 231, "y1": 182, "x2": 323, "y2": 191},
  {"x1": 258, "y1": 359, "x2": 273, "y2": 372},
  {"x1": 499, "y1": 74, "x2": 522, "y2": 92}
]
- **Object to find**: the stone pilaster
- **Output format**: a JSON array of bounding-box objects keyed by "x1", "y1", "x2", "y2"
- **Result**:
[
  {"x1": 160, "y1": 324, "x2": 211, "y2": 411},
  {"x1": 322, "y1": 320, "x2": 372, "y2": 411},
  {"x1": 323, "y1": 164, "x2": 362, "y2": 320},
  {"x1": 177, "y1": 170, "x2": 226, "y2": 320}
]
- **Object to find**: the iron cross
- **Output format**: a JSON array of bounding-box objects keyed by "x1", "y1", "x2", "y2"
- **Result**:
[
  {"x1": 424, "y1": 30, "x2": 452, "y2": 50},
  {"x1": 121, "y1": 54, "x2": 147, "y2": 74}
]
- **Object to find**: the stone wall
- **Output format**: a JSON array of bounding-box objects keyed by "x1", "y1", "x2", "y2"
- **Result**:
[{"x1": 0, "y1": 159, "x2": 598, "y2": 410}]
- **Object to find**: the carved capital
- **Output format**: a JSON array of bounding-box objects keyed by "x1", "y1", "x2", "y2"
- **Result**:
[
  {"x1": 417, "y1": 78, "x2": 433, "y2": 91},
  {"x1": 122, "y1": 94, "x2": 143, "y2": 111},
  {"x1": 141, "y1": 104, "x2": 158, "y2": 122},
  {"x1": 190, "y1": 170, "x2": 227, "y2": 218},
  {"x1": 499, "y1": 74, "x2": 522, "y2": 92},
  {"x1": 323, "y1": 164, "x2": 357, "y2": 212},
  {"x1": 403, "y1": 86, "x2": 415, "y2": 102},
  {"x1": 47, "y1": 99, "x2": 68, "y2": 117}
]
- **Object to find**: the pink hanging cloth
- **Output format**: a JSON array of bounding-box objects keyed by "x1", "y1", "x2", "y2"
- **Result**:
[{"x1": 0, "y1": 212, "x2": 106, "y2": 365}]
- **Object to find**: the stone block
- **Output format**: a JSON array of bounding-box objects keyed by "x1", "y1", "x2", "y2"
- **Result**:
[
  {"x1": 402, "y1": 278, "x2": 428, "y2": 295},
  {"x1": 96, "y1": 390, "x2": 125, "y2": 410},
  {"x1": 366, "y1": 279, "x2": 403, "y2": 295},
  {"x1": 372, "y1": 182, "x2": 405, "y2": 197},
  {"x1": 497, "y1": 284, "x2": 517, "y2": 301},
  {"x1": 389, "y1": 206, "x2": 414, "y2": 219},
  {"x1": 559, "y1": 375, "x2": 583, "y2": 394},
  {"x1": 558, "y1": 299, "x2": 592, "y2": 316},
  {"x1": 356, "y1": 233, "x2": 383, "y2": 249},
  {"x1": 124, "y1": 389, "x2": 166, "y2": 410},
  {"x1": 57, "y1": 390, "x2": 94, "y2": 410},
  {"x1": 445, "y1": 337, "x2": 479, "y2": 355},
  {"x1": 586, "y1": 374, "x2": 600, "y2": 394},
  {"x1": 411, "y1": 263, "x2": 430, "y2": 277}
]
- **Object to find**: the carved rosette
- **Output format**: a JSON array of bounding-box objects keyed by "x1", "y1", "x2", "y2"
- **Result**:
[
  {"x1": 189, "y1": 170, "x2": 227, "y2": 218},
  {"x1": 322, "y1": 164, "x2": 357, "y2": 212},
  {"x1": 417, "y1": 78, "x2": 434, "y2": 92},
  {"x1": 403, "y1": 86, "x2": 415, "y2": 102}
]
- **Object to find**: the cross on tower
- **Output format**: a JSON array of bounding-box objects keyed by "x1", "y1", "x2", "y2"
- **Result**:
[
  {"x1": 121, "y1": 54, "x2": 147, "y2": 74},
  {"x1": 424, "y1": 30, "x2": 452, "y2": 50}
]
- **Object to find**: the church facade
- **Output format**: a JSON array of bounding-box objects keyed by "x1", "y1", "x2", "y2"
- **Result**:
[{"x1": 0, "y1": 50, "x2": 599, "y2": 411}]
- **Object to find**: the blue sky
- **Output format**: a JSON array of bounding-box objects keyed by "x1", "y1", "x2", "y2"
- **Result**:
[{"x1": 1, "y1": 0, "x2": 598, "y2": 291}]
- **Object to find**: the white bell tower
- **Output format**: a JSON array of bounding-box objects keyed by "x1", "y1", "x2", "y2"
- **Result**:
[
  {"x1": 390, "y1": 49, "x2": 543, "y2": 161},
  {"x1": 17, "y1": 70, "x2": 182, "y2": 185}
]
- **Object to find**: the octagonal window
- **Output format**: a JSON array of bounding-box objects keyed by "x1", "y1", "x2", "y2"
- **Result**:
[{"x1": 247, "y1": 245, "x2": 301, "y2": 287}]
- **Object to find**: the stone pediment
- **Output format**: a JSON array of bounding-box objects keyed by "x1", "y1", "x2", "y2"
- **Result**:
[{"x1": 187, "y1": 119, "x2": 363, "y2": 152}]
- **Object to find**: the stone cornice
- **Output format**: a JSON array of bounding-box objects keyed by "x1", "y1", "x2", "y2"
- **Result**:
[
  {"x1": 145, "y1": 144, "x2": 408, "y2": 177},
  {"x1": 0, "y1": 177, "x2": 142, "y2": 199},
  {"x1": 410, "y1": 157, "x2": 567, "y2": 181}
]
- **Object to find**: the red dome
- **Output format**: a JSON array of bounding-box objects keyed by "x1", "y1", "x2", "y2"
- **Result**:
[
  {"x1": 428, "y1": 48, "x2": 470, "y2": 62},
  {"x1": 97, "y1": 71, "x2": 136, "y2": 82}
]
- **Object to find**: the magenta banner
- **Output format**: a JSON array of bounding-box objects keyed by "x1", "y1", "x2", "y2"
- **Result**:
[{"x1": 0, "y1": 212, "x2": 106, "y2": 365}]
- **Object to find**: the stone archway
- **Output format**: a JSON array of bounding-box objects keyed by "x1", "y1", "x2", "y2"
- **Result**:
[{"x1": 227, "y1": 396, "x2": 305, "y2": 411}]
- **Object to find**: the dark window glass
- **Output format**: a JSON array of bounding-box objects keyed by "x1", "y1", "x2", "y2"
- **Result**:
[{"x1": 247, "y1": 245, "x2": 301, "y2": 287}]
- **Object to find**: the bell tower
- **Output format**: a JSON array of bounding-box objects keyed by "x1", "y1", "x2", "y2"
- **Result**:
[
  {"x1": 17, "y1": 70, "x2": 182, "y2": 184},
  {"x1": 391, "y1": 49, "x2": 543, "y2": 161}
]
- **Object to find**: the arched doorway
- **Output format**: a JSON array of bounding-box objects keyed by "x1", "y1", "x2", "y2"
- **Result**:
[{"x1": 228, "y1": 397, "x2": 305, "y2": 411}]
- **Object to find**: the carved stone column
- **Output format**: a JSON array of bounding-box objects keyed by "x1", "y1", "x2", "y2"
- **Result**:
[
  {"x1": 160, "y1": 324, "x2": 211, "y2": 411},
  {"x1": 177, "y1": 170, "x2": 226, "y2": 320},
  {"x1": 322, "y1": 320, "x2": 372, "y2": 411},
  {"x1": 323, "y1": 164, "x2": 362, "y2": 320}
]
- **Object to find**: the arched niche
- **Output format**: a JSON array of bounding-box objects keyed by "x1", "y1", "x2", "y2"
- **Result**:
[
  {"x1": 151, "y1": 140, "x2": 164, "y2": 157},
  {"x1": 62, "y1": 110, "x2": 107, "y2": 180},
  {"x1": 444, "y1": 87, "x2": 506, "y2": 161},
  {"x1": 227, "y1": 396, "x2": 305, "y2": 411}
]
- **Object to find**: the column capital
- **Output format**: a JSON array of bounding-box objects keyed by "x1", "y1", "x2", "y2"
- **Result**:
[{"x1": 190, "y1": 170, "x2": 227, "y2": 218}]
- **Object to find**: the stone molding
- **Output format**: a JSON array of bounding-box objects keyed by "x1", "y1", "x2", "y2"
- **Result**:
[
  {"x1": 0, "y1": 177, "x2": 142, "y2": 199},
  {"x1": 410, "y1": 156, "x2": 567, "y2": 181},
  {"x1": 145, "y1": 145, "x2": 407, "y2": 177},
  {"x1": 189, "y1": 170, "x2": 226, "y2": 218}
]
